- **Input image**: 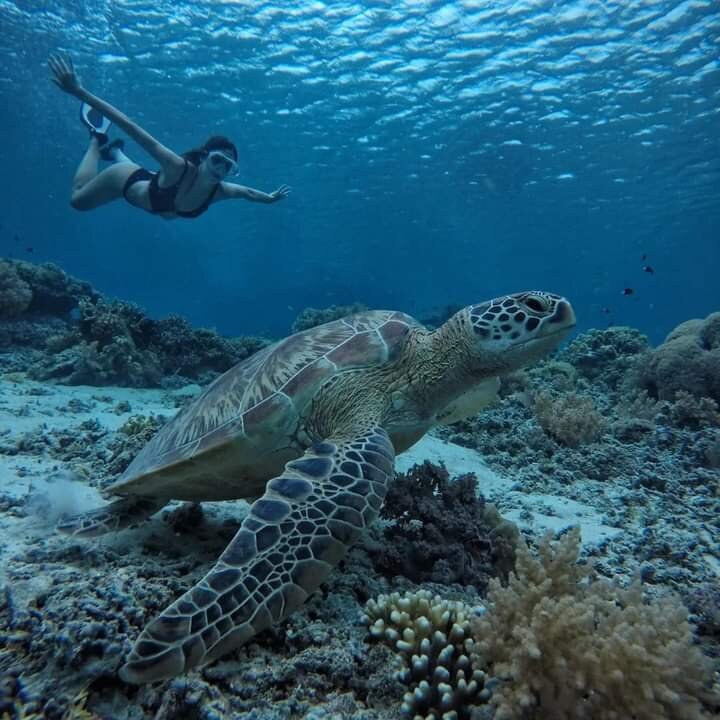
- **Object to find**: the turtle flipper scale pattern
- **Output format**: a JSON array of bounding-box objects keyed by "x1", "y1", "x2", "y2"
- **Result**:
[
  {"x1": 57, "y1": 496, "x2": 167, "y2": 537},
  {"x1": 119, "y1": 426, "x2": 395, "y2": 684}
]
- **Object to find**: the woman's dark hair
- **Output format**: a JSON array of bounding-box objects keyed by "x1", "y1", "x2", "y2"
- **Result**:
[{"x1": 182, "y1": 135, "x2": 238, "y2": 166}]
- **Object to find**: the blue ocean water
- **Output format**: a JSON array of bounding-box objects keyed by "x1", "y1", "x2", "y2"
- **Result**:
[{"x1": 1, "y1": 0, "x2": 718, "y2": 341}]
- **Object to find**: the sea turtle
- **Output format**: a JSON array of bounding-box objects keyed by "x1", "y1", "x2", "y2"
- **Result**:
[{"x1": 59, "y1": 291, "x2": 575, "y2": 684}]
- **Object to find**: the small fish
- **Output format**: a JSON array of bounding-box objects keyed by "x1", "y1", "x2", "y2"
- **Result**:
[
  {"x1": 600, "y1": 307, "x2": 612, "y2": 314},
  {"x1": 643, "y1": 265, "x2": 654, "y2": 274},
  {"x1": 641, "y1": 253, "x2": 647, "y2": 261},
  {"x1": 621, "y1": 288, "x2": 634, "y2": 296},
  {"x1": 14, "y1": 234, "x2": 20, "y2": 243},
  {"x1": 25, "y1": 247, "x2": 34, "y2": 253}
]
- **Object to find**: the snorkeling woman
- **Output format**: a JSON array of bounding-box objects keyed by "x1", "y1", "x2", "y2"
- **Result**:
[{"x1": 48, "y1": 53, "x2": 290, "y2": 219}]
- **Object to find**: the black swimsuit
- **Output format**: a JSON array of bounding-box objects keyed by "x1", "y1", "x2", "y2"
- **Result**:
[{"x1": 122, "y1": 160, "x2": 219, "y2": 218}]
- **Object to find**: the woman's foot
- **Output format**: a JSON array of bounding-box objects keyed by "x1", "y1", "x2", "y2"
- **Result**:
[
  {"x1": 80, "y1": 102, "x2": 111, "y2": 145},
  {"x1": 100, "y1": 138, "x2": 129, "y2": 163}
]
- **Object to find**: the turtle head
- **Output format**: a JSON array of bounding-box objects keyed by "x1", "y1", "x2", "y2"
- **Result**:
[{"x1": 463, "y1": 291, "x2": 576, "y2": 371}]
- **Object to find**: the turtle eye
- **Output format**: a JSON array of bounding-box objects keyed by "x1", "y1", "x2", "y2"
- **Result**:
[{"x1": 524, "y1": 296, "x2": 547, "y2": 313}]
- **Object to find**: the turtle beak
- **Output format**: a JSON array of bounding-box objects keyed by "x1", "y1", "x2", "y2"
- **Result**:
[{"x1": 548, "y1": 300, "x2": 576, "y2": 329}]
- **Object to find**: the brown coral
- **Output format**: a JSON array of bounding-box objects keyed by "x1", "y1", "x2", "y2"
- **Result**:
[
  {"x1": 533, "y1": 391, "x2": 607, "y2": 447},
  {"x1": 668, "y1": 390, "x2": 720, "y2": 430},
  {"x1": 640, "y1": 313, "x2": 720, "y2": 404},
  {"x1": 0, "y1": 259, "x2": 33, "y2": 318},
  {"x1": 372, "y1": 461, "x2": 518, "y2": 589},
  {"x1": 472, "y1": 528, "x2": 717, "y2": 720}
]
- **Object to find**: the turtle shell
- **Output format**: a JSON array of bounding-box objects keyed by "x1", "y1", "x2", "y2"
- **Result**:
[{"x1": 108, "y1": 310, "x2": 417, "y2": 501}]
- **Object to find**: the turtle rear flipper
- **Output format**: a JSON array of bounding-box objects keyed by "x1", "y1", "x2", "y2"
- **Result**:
[
  {"x1": 57, "y1": 496, "x2": 167, "y2": 537},
  {"x1": 119, "y1": 426, "x2": 395, "y2": 684}
]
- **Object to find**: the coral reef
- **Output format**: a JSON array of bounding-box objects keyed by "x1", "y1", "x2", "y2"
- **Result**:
[
  {"x1": 665, "y1": 391, "x2": 720, "y2": 431},
  {"x1": 12, "y1": 260, "x2": 99, "y2": 316},
  {"x1": 1, "y1": 259, "x2": 99, "y2": 321},
  {"x1": 638, "y1": 313, "x2": 720, "y2": 404},
  {"x1": 108, "y1": 414, "x2": 166, "y2": 477},
  {"x1": 291, "y1": 303, "x2": 369, "y2": 332},
  {"x1": 533, "y1": 390, "x2": 608, "y2": 447},
  {"x1": 686, "y1": 582, "x2": 720, "y2": 659},
  {"x1": 371, "y1": 461, "x2": 517, "y2": 589},
  {"x1": 0, "y1": 317, "x2": 71, "y2": 355},
  {"x1": 435, "y1": 324, "x2": 719, "y2": 600},
  {"x1": 559, "y1": 326, "x2": 649, "y2": 386},
  {"x1": 472, "y1": 528, "x2": 717, "y2": 720},
  {"x1": 699, "y1": 429, "x2": 720, "y2": 469},
  {"x1": 2, "y1": 273, "x2": 719, "y2": 720},
  {"x1": 0, "y1": 259, "x2": 33, "y2": 318},
  {"x1": 31, "y1": 333, "x2": 165, "y2": 388},
  {"x1": 364, "y1": 590, "x2": 490, "y2": 718},
  {"x1": 27, "y1": 298, "x2": 270, "y2": 388},
  {"x1": 0, "y1": 260, "x2": 271, "y2": 388}
]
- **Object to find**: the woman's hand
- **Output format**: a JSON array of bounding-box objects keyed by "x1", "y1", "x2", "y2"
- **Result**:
[
  {"x1": 269, "y1": 185, "x2": 291, "y2": 202},
  {"x1": 48, "y1": 53, "x2": 82, "y2": 96}
]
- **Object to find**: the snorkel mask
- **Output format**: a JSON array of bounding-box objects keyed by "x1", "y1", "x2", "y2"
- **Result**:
[{"x1": 206, "y1": 149, "x2": 238, "y2": 177}]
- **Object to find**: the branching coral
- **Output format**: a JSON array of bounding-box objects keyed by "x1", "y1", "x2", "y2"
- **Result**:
[
  {"x1": 472, "y1": 528, "x2": 717, "y2": 720},
  {"x1": 667, "y1": 390, "x2": 720, "y2": 430},
  {"x1": 364, "y1": 590, "x2": 490, "y2": 719},
  {"x1": 533, "y1": 391, "x2": 607, "y2": 447}
]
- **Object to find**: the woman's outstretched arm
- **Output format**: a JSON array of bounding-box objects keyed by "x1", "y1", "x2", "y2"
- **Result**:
[
  {"x1": 218, "y1": 183, "x2": 291, "y2": 204},
  {"x1": 48, "y1": 53, "x2": 184, "y2": 172}
]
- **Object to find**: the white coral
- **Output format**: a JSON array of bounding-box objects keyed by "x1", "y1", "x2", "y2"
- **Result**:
[{"x1": 365, "y1": 590, "x2": 489, "y2": 719}]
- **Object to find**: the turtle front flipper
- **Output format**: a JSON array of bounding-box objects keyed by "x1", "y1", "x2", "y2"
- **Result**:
[
  {"x1": 57, "y1": 496, "x2": 167, "y2": 537},
  {"x1": 119, "y1": 426, "x2": 395, "y2": 684}
]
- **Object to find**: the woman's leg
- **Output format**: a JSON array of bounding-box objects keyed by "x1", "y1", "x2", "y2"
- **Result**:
[
  {"x1": 111, "y1": 146, "x2": 133, "y2": 164},
  {"x1": 103, "y1": 138, "x2": 133, "y2": 165},
  {"x1": 70, "y1": 142, "x2": 141, "y2": 211},
  {"x1": 71, "y1": 136, "x2": 102, "y2": 194}
]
